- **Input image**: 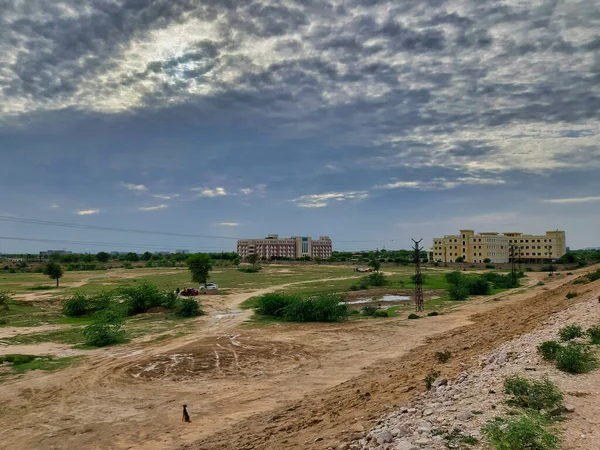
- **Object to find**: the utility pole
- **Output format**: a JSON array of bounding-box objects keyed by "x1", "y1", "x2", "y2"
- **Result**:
[
  {"x1": 518, "y1": 246, "x2": 522, "y2": 271},
  {"x1": 412, "y1": 238, "x2": 424, "y2": 312},
  {"x1": 444, "y1": 247, "x2": 447, "y2": 268},
  {"x1": 509, "y1": 244, "x2": 517, "y2": 286}
]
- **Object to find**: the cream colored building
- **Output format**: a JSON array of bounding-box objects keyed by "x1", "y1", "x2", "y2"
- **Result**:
[
  {"x1": 237, "y1": 234, "x2": 332, "y2": 260},
  {"x1": 430, "y1": 230, "x2": 566, "y2": 264}
]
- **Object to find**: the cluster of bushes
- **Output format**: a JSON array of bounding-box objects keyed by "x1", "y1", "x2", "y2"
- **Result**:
[
  {"x1": 537, "y1": 324, "x2": 599, "y2": 374},
  {"x1": 61, "y1": 282, "x2": 203, "y2": 347},
  {"x1": 360, "y1": 305, "x2": 394, "y2": 318},
  {"x1": 0, "y1": 354, "x2": 37, "y2": 365},
  {"x1": 237, "y1": 266, "x2": 262, "y2": 273},
  {"x1": 586, "y1": 269, "x2": 600, "y2": 282},
  {"x1": 445, "y1": 270, "x2": 523, "y2": 301},
  {"x1": 255, "y1": 293, "x2": 348, "y2": 322},
  {"x1": 482, "y1": 376, "x2": 564, "y2": 449},
  {"x1": 350, "y1": 272, "x2": 387, "y2": 291}
]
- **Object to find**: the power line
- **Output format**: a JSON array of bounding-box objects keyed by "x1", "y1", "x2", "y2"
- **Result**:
[
  {"x1": 0, "y1": 236, "x2": 229, "y2": 252},
  {"x1": 0, "y1": 215, "x2": 241, "y2": 240}
]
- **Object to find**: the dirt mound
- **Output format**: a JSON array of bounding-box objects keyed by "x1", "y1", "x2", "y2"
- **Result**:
[{"x1": 128, "y1": 334, "x2": 319, "y2": 381}]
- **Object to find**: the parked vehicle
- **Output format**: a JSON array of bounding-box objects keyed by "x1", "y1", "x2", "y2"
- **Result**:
[
  {"x1": 199, "y1": 283, "x2": 219, "y2": 290},
  {"x1": 180, "y1": 288, "x2": 199, "y2": 296}
]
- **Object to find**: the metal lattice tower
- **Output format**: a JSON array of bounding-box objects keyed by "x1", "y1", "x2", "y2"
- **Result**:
[{"x1": 412, "y1": 238, "x2": 424, "y2": 312}]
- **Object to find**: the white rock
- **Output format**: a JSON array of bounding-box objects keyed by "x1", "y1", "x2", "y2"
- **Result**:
[
  {"x1": 395, "y1": 441, "x2": 419, "y2": 450},
  {"x1": 376, "y1": 429, "x2": 393, "y2": 445}
]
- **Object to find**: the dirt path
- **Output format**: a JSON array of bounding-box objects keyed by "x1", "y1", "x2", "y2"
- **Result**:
[{"x1": 0, "y1": 268, "x2": 593, "y2": 450}]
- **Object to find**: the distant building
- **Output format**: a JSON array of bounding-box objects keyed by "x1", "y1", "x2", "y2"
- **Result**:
[
  {"x1": 39, "y1": 249, "x2": 72, "y2": 259},
  {"x1": 175, "y1": 249, "x2": 189, "y2": 254},
  {"x1": 430, "y1": 230, "x2": 567, "y2": 263},
  {"x1": 237, "y1": 234, "x2": 332, "y2": 260}
]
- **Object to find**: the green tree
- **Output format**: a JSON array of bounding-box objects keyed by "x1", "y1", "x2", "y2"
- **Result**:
[
  {"x1": 483, "y1": 258, "x2": 491, "y2": 264},
  {"x1": 81, "y1": 254, "x2": 95, "y2": 263},
  {"x1": 96, "y1": 252, "x2": 110, "y2": 263},
  {"x1": 314, "y1": 256, "x2": 322, "y2": 265},
  {"x1": 233, "y1": 257, "x2": 241, "y2": 266},
  {"x1": 125, "y1": 252, "x2": 139, "y2": 262},
  {"x1": 369, "y1": 258, "x2": 381, "y2": 272},
  {"x1": 455, "y1": 256, "x2": 465, "y2": 263},
  {"x1": 187, "y1": 253, "x2": 213, "y2": 287},
  {"x1": 141, "y1": 251, "x2": 153, "y2": 261},
  {"x1": 43, "y1": 261, "x2": 64, "y2": 286},
  {"x1": 247, "y1": 254, "x2": 259, "y2": 266}
]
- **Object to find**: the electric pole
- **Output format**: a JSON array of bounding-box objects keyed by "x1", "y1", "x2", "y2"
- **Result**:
[
  {"x1": 509, "y1": 244, "x2": 517, "y2": 286},
  {"x1": 412, "y1": 238, "x2": 424, "y2": 312}
]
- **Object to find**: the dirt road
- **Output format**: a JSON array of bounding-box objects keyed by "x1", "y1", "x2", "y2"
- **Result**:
[{"x1": 0, "y1": 269, "x2": 595, "y2": 449}]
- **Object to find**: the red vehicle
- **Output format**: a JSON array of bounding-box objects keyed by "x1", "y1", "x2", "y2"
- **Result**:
[{"x1": 180, "y1": 288, "x2": 199, "y2": 296}]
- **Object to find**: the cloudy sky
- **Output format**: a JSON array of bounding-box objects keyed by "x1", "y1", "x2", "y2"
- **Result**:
[{"x1": 1, "y1": 0, "x2": 599, "y2": 253}]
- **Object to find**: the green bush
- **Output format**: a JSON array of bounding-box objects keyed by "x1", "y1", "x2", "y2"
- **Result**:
[
  {"x1": 309, "y1": 294, "x2": 348, "y2": 322},
  {"x1": 448, "y1": 284, "x2": 469, "y2": 300},
  {"x1": 408, "y1": 313, "x2": 420, "y2": 319},
  {"x1": 468, "y1": 277, "x2": 492, "y2": 295},
  {"x1": 62, "y1": 293, "x2": 91, "y2": 317},
  {"x1": 90, "y1": 291, "x2": 114, "y2": 311},
  {"x1": 82, "y1": 308, "x2": 126, "y2": 347},
  {"x1": 237, "y1": 266, "x2": 262, "y2": 273},
  {"x1": 162, "y1": 291, "x2": 180, "y2": 310},
  {"x1": 586, "y1": 326, "x2": 600, "y2": 345},
  {"x1": 361, "y1": 305, "x2": 379, "y2": 316},
  {"x1": 424, "y1": 369, "x2": 440, "y2": 390},
  {"x1": 0, "y1": 291, "x2": 11, "y2": 311},
  {"x1": 565, "y1": 292, "x2": 578, "y2": 299},
  {"x1": 558, "y1": 325, "x2": 584, "y2": 341},
  {"x1": 0, "y1": 354, "x2": 37, "y2": 365},
  {"x1": 427, "y1": 311, "x2": 440, "y2": 317},
  {"x1": 368, "y1": 272, "x2": 387, "y2": 286},
  {"x1": 503, "y1": 376, "x2": 563, "y2": 411},
  {"x1": 177, "y1": 298, "x2": 202, "y2": 317},
  {"x1": 482, "y1": 272, "x2": 519, "y2": 289},
  {"x1": 349, "y1": 284, "x2": 360, "y2": 291},
  {"x1": 485, "y1": 264, "x2": 496, "y2": 269},
  {"x1": 123, "y1": 262, "x2": 133, "y2": 269},
  {"x1": 585, "y1": 269, "x2": 600, "y2": 282},
  {"x1": 372, "y1": 309, "x2": 389, "y2": 318},
  {"x1": 257, "y1": 293, "x2": 300, "y2": 318},
  {"x1": 482, "y1": 415, "x2": 559, "y2": 450},
  {"x1": 358, "y1": 278, "x2": 370, "y2": 290},
  {"x1": 435, "y1": 350, "x2": 451, "y2": 363},
  {"x1": 537, "y1": 341, "x2": 562, "y2": 361},
  {"x1": 555, "y1": 343, "x2": 598, "y2": 374},
  {"x1": 118, "y1": 282, "x2": 164, "y2": 315},
  {"x1": 349, "y1": 309, "x2": 360, "y2": 315}
]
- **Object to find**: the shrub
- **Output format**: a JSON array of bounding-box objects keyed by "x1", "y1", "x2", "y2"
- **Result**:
[
  {"x1": 177, "y1": 298, "x2": 202, "y2": 317},
  {"x1": 558, "y1": 325, "x2": 584, "y2": 341},
  {"x1": 448, "y1": 284, "x2": 469, "y2": 301},
  {"x1": 525, "y1": 267, "x2": 534, "y2": 272},
  {"x1": 368, "y1": 272, "x2": 387, "y2": 286},
  {"x1": 585, "y1": 269, "x2": 600, "y2": 282},
  {"x1": 358, "y1": 278, "x2": 370, "y2": 290},
  {"x1": 537, "y1": 341, "x2": 562, "y2": 361},
  {"x1": 408, "y1": 313, "x2": 420, "y2": 319},
  {"x1": 0, "y1": 354, "x2": 37, "y2": 365},
  {"x1": 82, "y1": 309, "x2": 126, "y2": 347},
  {"x1": 503, "y1": 376, "x2": 563, "y2": 411},
  {"x1": 349, "y1": 284, "x2": 360, "y2": 291},
  {"x1": 586, "y1": 326, "x2": 600, "y2": 345},
  {"x1": 424, "y1": 369, "x2": 440, "y2": 390},
  {"x1": 483, "y1": 258, "x2": 491, "y2": 264},
  {"x1": 435, "y1": 350, "x2": 451, "y2": 363},
  {"x1": 361, "y1": 305, "x2": 379, "y2": 316},
  {"x1": 309, "y1": 294, "x2": 348, "y2": 322},
  {"x1": 257, "y1": 293, "x2": 300, "y2": 318},
  {"x1": 482, "y1": 415, "x2": 559, "y2": 450},
  {"x1": 349, "y1": 309, "x2": 360, "y2": 315},
  {"x1": 445, "y1": 271, "x2": 464, "y2": 286},
  {"x1": 482, "y1": 272, "x2": 519, "y2": 289},
  {"x1": 427, "y1": 311, "x2": 440, "y2": 317},
  {"x1": 237, "y1": 266, "x2": 262, "y2": 273},
  {"x1": 90, "y1": 291, "x2": 114, "y2": 311},
  {"x1": 123, "y1": 262, "x2": 133, "y2": 269},
  {"x1": 485, "y1": 264, "x2": 496, "y2": 269},
  {"x1": 468, "y1": 277, "x2": 492, "y2": 295},
  {"x1": 118, "y1": 282, "x2": 164, "y2": 315},
  {"x1": 162, "y1": 291, "x2": 180, "y2": 310},
  {"x1": 62, "y1": 293, "x2": 90, "y2": 317},
  {"x1": 565, "y1": 292, "x2": 578, "y2": 299},
  {"x1": 0, "y1": 292, "x2": 11, "y2": 311},
  {"x1": 372, "y1": 309, "x2": 389, "y2": 318},
  {"x1": 555, "y1": 343, "x2": 598, "y2": 374}
]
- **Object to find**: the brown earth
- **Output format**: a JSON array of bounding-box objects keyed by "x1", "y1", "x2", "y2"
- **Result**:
[{"x1": 0, "y1": 269, "x2": 596, "y2": 450}]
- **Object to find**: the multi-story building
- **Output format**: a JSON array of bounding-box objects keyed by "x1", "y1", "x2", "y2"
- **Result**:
[
  {"x1": 237, "y1": 234, "x2": 332, "y2": 260},
  {"x1": 39, "y1": 249, "x2": 72, "y2": 259},
  {"x1": 430, "y1": 230, "x2": 566, "y2": 264}
]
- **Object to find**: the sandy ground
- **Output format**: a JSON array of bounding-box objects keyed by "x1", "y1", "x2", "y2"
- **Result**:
[{"x1": 0, "y1": 268, "x2": 596, "y2": 450}]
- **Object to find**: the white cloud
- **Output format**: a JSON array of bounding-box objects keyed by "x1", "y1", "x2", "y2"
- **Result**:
[
  {"x1": 292, "y1": 191, "x2": 368, "y2": 208},
  {"x1": 375, "y1": 177, "x2": 505, "y2": 191},
  {"x1": 212, "y1": 222, "x2": 240, "y2": 227},
  {"x1": 543, "y1": 196, "x2": 600, "y2": 204},
  {"x1": 138, "y1": 204, "x2": 168, "y2": 211},
  {"x1": 152, "y1": 194, "x2": 179, "y2": 200},
  {"x1": 77, "y1": 209, "x2": 99, "y2": 215},
  {"x1": 193, "y1": 187, "x2": 227, "y2": 198},
  {"x1": 239, "y1": 188, "x2": 253, "y2": 195},
  {"x1": 50, "y1": 204, "x2": 60, "y2": 208},
  {"x1": 123, "y1": 183, "x2": 148, "y2": 192}
]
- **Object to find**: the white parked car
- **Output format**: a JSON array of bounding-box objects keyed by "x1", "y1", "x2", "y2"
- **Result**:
[{"x1": 200, "y1": 283, "x2": 218, "y2": 290}]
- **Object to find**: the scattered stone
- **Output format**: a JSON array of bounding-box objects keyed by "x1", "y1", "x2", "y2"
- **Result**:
[
  {"x1": 422, "y1": 409, "x2": 433, "y2": 417},
  {"x1": 395, "y1": 441, "x2": 419, "y2": 450},
  {"x1": 565, "y1": 404, "x2": 576, "y2": 413},
  {"x1": 376, "y1": 429, "x2": 393, "y2": 444}
]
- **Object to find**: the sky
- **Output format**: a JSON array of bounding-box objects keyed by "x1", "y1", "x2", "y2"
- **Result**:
[{"x1": 0, "y1": 0, "x2": 599, "y2": 254}]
